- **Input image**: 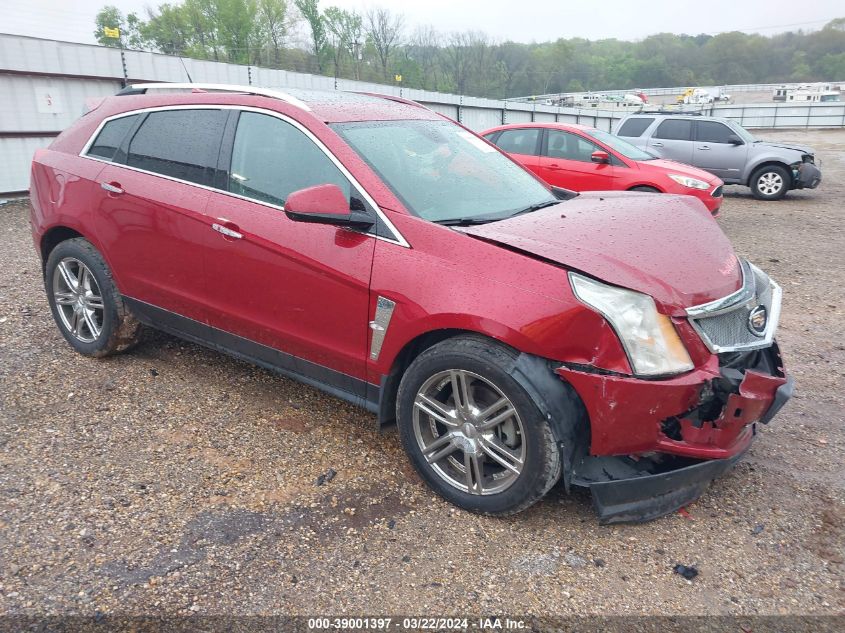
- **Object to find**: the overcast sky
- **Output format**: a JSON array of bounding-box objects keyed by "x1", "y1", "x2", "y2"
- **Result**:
[{"x1": 1, "y1": 0, "x2": 841, "y2": 46}]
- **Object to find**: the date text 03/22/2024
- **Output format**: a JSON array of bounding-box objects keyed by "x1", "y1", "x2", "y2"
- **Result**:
[{"x1": 307, "y1": 617, "x2": 527, "y2": 630}]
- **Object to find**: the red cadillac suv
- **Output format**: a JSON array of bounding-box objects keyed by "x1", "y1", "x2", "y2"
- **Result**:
[{"x1": 29, "y1": 84, "x2": 792, "y2": 522}]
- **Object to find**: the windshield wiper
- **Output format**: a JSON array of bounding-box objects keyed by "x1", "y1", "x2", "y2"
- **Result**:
[
  {"x1": 435, "y1": 216, "x2": 501, "y2": 226},
  {"x1": 510, "y1": 199, "x2": 560, "y2": 216},
  {"x1": 436, "y1": 199, "x2": 560, "y2": 226}
]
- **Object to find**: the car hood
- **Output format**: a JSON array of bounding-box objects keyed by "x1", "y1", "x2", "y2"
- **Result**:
[
  {"x1": 754, "y1": 140, "x2": 815, "y2": 155},
  {"x1": 642, "y1": 159, "x2": 721, "y2": 183},
  {"x1": 458, "y1": 191, "x2": 741, "y2": 312}
]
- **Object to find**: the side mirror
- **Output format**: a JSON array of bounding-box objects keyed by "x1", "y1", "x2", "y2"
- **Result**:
[
  {"x1": 591, "y1": 150, "x2": 611, "y2": 164},
  {"x1": 285, "y1": 184, "x2": 374, "y2": 229},
  {"x1": 727, "y1": 134, "x2": 744, "y2": 145}
]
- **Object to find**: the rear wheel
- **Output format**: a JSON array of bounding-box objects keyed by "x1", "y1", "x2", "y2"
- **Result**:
[
  {"x1": 396, "y1": 336, "x2": 561, "y2": 515},
  {"x1": 45, "y1": 238, "x2": 141, "y2": 357},
  {"x1": 750, "y1": 165, "x2": 790, "y2": 200}
]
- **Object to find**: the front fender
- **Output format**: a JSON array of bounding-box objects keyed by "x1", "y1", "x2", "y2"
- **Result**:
[{"x1": 743, "y1": 154, "x2": 800, "y2": 183}]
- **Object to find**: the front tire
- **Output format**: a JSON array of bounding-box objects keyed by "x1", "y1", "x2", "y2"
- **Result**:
[
  {"x1": 750, "y1": 165, "x2": 790, "y2": 200},
  {"x1": 396, "y1": 336, "x2": 562, "y2": 515},
  {"x1": 629, "y1": 186, "x2": 660, "y2": 193},
  {"x1": 45, "y1": 238, "x2": 141, "y2": 357}
]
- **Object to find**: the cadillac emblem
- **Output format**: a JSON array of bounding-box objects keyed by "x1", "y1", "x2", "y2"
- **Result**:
[{"x1": 748, "y1": 305, "x2": 768, "y2": 336}]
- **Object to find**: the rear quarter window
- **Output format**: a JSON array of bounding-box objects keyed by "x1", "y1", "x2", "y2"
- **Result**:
[
  {"x1": 654, "y1": 119, "x2": 693, "y2": 141},
  {"x1": 617, "y1": 117, "x2": 654, "y2": 138},
  {"x1": 86, "y1": 114, "x2": 139, "y2": 161},
  {"x1": 494, "y1": 128, "x2": 540, "y2": 155},
  {"x1": 126, "y1": 109, "x2": 228, "y2": 186}
]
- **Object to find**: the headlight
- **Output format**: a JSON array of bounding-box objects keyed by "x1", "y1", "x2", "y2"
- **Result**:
[
  {"x1": 569, "y1": 273, "x2": 694, "y2": 376},
  {"x1": 668, "y1": 174, "x2": 711, "y2": 190}
]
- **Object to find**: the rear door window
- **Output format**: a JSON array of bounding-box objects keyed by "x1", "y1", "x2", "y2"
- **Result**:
[
  {"x1": 695, "y1": 121, "x2": 735, "y2": 143},
  {"x1": 654, "y1": 119, "x2": 693, "y2": 141},
  {"x1": 86, "y1": 115, "x2": 139, "y2": 161},
  {"x1": 227, "y1": 111, "x2": 351, "y2": 207},
  {"x1": 125, "y1": 109, "x2": 228, "y2": 186},
  {"x1": 617, "y1": 117, "x2": 654, "y2": 138},
  {"x1": 494, "y1": 128, "x2": 541, "y2": 155}
]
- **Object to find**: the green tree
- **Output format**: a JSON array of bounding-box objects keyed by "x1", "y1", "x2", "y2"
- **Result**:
[
  {"x1": 256, "y1": 0, "x2": 290, "y2": 67},
  {"x1": 214, "y1": 0, "x2": 258, "y2": 64},
  {"x1": 817, "y1": 52, "x2": 845, "y2": 80},
  {"x1": 142, "y1": 4, "x2": 193, "y2": 56},
  {"x1": 365, "y1": 7, "x2": 404, "y2": 80},
  {"x1": 93, "y1": 3, "x2": 845, "y2": 97},
  {"x1": 94, "y1": 6, "x2": 143, "y2": 48},
  {"x1": 324, "y1": 6, "x2": 363, "y2": 78},
  {"x1": 181, "y1": 0, "x2": 220, "y2": 60},
  {"x1": 294, "y1": 0, "x2": 328, "y2": 73},
  {"x1": 566, "y1": 78, "x2": 584, "y2": 92}
]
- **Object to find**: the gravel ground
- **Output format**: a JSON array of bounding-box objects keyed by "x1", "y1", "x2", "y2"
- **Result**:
[{"x1": 0, "y1": 129, "x2": 843, "y2": 620}]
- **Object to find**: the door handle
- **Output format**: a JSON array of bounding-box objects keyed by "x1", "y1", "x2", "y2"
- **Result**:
[
  {"x1": 211, "y1": 222, "x2": 243, "y2": 240},
  {"x1": 100, "y1": 181, "x2": 124, "y2": 195},
  {"x1": 698, "y1": 145, "x2": 711, "y2": 150},
  {"x1": 547, "y1": 163, "x2": 564, "y2": 170},
  {"x1": 651, "y1": 142, "x2": 664, "y2": 148}
]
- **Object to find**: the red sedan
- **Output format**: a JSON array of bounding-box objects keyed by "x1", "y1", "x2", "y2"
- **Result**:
[{"x1": 482, "y1": 122, "x2": 724, "y2": 215}]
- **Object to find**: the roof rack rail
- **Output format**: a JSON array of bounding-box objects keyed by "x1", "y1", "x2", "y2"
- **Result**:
[
  {"x1": 354, "y1": 91, "x2": 430, "y2": 111},
  {"x1": 116, "y1": 82, "x2": 311, "y2": 111},
  {"x1": 640, "y1": 108, "x2": 706, "y2": 116}
]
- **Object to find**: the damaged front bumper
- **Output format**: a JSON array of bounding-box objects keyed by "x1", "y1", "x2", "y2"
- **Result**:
[
  {"x1": 793, "y1": 161, "x2": 822, "y2": 189},
  {"x1": 572, "y1": 450, "x2": 748, "y2": 524},
  {"x1": 559, "y1": 344, "x2": 792, "y2": 523}
]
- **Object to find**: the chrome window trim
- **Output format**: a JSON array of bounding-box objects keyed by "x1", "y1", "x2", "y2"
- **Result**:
[
  {"x1": 78, "y1": 104, "x2": 410, "y2": 248},
  {"x1": 685, "y1": 258, "x2": 755, "y2": 318}
]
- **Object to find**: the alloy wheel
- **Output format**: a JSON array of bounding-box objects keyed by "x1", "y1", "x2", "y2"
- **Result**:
[
  {"x1": 412, "y1": 369, "x2": 525, "y2": 495},
  {"x1": 52, "y1": 257, "x2": 104, "y2": 343},
  {"x1": 757, "y1": 172, "x2": 784, "y2": 196}
]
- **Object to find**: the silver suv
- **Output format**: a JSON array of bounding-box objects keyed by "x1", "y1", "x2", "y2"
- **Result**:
[{"x1": 615, "y1": 113, "x2": 822, "y2": 200}]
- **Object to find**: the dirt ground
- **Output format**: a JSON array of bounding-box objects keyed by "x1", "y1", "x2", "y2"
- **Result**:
[{"x1": 0, "y1": 129, "x2": 843, "y2": 622}]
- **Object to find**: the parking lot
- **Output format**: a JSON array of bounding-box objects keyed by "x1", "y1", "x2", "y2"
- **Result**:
[{"x1": 0, "y1": 128, "x2": 842, "y2": 618}]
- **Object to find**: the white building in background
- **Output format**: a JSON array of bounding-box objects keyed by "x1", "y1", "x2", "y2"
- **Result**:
[{"x1": 773, "y1": 83, "x2": 841, "y2": 102}]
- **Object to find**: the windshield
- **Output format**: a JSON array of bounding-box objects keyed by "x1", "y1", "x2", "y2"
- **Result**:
[
  {"x1": 332, "y1": 120, "x2": 556, "y2": 223},
  {"x1": 584, "y1": 128, "x2": 655, "y2": 161},
  {"x1": 727, "y1": 120, "x2": 756, "y2": 143}
]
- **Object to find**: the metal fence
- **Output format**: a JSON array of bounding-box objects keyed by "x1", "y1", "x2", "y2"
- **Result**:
[
  {"x1": 0, "y1": 33, "x2": 624, "y2": 193},
  {"x1": 2, "y1": 33, "x2": 845, "y2": 193},
  {"x1": 508, "y1": 81, "x2": 845, "y2": 101}
]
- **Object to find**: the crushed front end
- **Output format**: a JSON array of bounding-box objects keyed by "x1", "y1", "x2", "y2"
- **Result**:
[
  {"x1": 791, "y1": 155, "x2": 822, "y2": 190},
  {"x1": 561, "y1": 260, "x2": 793, "y2": 523}
]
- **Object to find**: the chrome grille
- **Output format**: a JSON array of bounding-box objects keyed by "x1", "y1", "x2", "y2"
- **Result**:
[{"x1": 687, "y1": 260, "x2": 781, "y2": 353}]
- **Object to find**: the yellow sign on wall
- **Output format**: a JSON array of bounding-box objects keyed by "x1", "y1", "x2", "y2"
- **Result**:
[
  {"x1": 394, "y1": 74, "x2": 402, "y2": 83},
  {"x1": 103, "y1": 27, "x2": 120, "y2": 39}
]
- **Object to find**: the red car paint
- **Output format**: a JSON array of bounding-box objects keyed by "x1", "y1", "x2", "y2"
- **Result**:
[
  {"x1": 482, "y1": 122, "x2": 724, "y2": 215},
  {"x1": 30, "y1": 89, "x2": 786, "y2": 473}
]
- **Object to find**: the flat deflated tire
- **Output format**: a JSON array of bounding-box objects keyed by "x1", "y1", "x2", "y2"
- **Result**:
[
  {"x1": 396, "y1": 336, "x2": 561, "y2": 515},
  {"x1": 45, "y1": 238, "x2": 141, "y2": 357}
]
